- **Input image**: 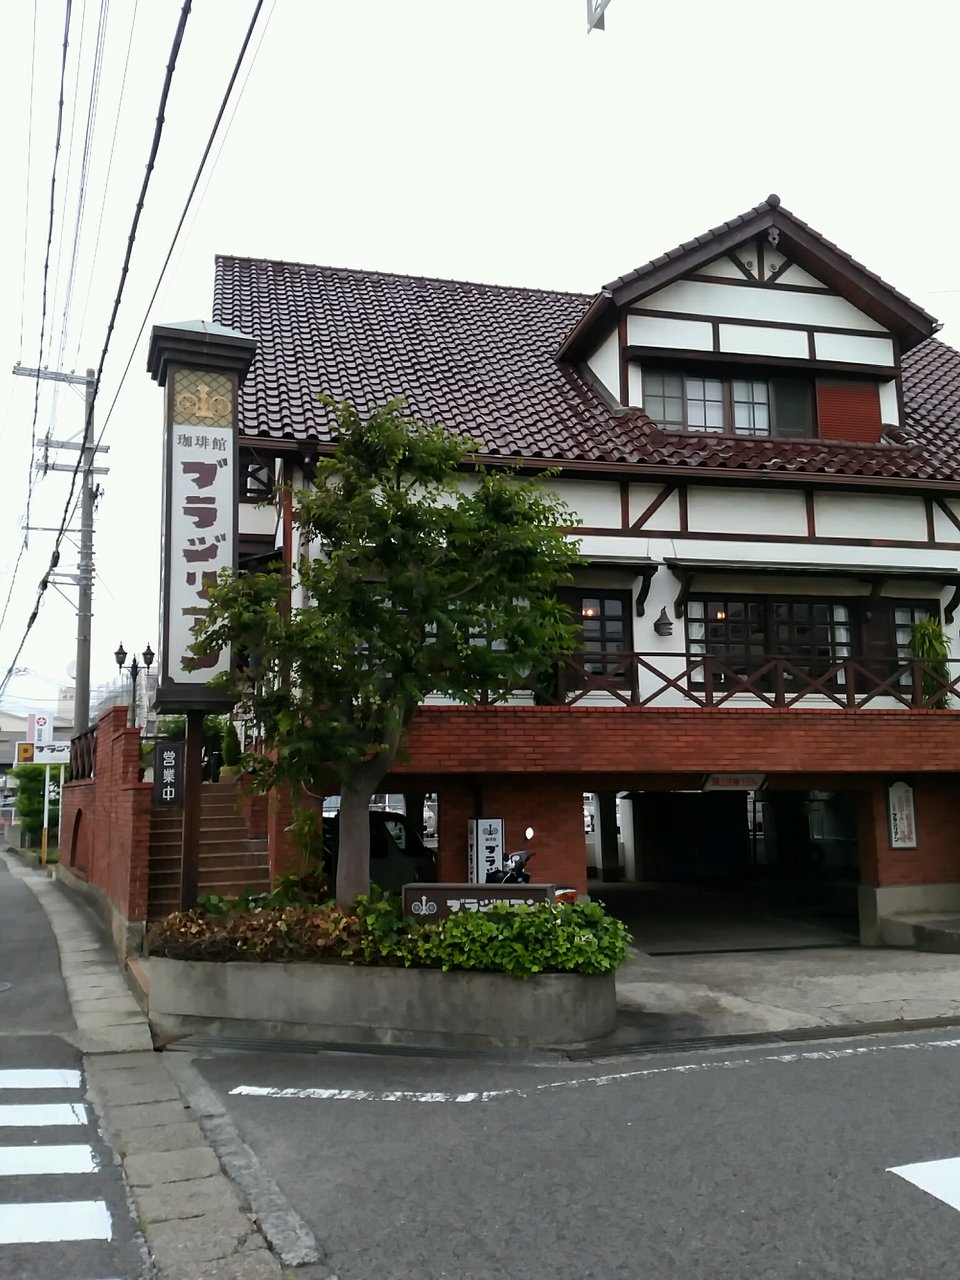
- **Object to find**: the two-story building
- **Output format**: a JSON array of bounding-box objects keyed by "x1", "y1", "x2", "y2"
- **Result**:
[{"x1": 212, "y1": 195, "x2": 960, "y2": 944}]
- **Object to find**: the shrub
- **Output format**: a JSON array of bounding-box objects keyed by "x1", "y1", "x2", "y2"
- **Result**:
[
  {"x1": 146, "y1": 892, "x2": 630, "y2": 976},
  {"x1": 222, "y1": 721, "x2": 242, "y2": 767}
]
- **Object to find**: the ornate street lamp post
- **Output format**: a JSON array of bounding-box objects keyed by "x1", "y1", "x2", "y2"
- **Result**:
[{"x1": 114, "y1": 642, "x2": 155, "y2": 729}]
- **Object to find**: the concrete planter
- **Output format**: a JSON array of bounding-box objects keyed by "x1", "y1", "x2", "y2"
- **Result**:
[{"x1": 145, "y1": 956, "x2": 616, "y2": 1050}]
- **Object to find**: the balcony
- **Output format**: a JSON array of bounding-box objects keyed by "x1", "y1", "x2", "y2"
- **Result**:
[{"x1": 540, "y1": 652, "x2": 960, "y2": 710}]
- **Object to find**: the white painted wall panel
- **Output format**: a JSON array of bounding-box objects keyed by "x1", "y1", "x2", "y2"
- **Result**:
[
  {"x1": 814, "y1": 492, "x2": 927, "y2": 541},
  {"x1": 627, "y1": 314, "x2": 713, "y2": 351},
  {"x1": 772, "y1": 264, "x2": 829, "y2": 289},
  {"x1": 668, "y1": 539, "x2": 953, "y2": 572},
  {"x1": 585, "y1": 328, "x2": 620, "y2": 401},
  {"x1": 878, "y1": 379, "x2": 900, "y2": 425},
  {"x1": 629, "y1": 483, "x2": 680, "y2": 530},
  {"x1": 546, "y1": 479, "x2": 622, "y2": 529},
  {"x1": 637, "y1": 279, "x2": 887, "y2": 332},
  {"x1": 687, "y1": 487, "x2": 808, "y2": 536},
  {"x1": 718, "y1": 323, "x2": 809, "y2": 359},
  {"x1": 627, "y1": 362, "x2": 644, "y2": 408},
  {"x1": 238, "y1": 503, "x2": 279, "y2": 537},
  {"x1": 699, "y1": 256, "x2": 746, "y2": 280},
  {"x1": 934, "y1": 503, "x2": 960, "y2": 544},
  {"x1": 814, "y1": 331, "x2": 895, "y2": 366}
]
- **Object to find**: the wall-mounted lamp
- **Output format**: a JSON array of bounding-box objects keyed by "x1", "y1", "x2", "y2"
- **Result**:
[{"x1": 653, "y1": 607, "x2": 673, "y2": 638}]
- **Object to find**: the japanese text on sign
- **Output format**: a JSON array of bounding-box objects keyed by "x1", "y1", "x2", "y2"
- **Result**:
[{"x1": 166, "y1": 370, "x2": 235, "y2": 685}]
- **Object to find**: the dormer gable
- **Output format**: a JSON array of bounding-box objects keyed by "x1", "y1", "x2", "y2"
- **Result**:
[{"x1": 566, "y1": 195, "x2": 940, "y2": 446}]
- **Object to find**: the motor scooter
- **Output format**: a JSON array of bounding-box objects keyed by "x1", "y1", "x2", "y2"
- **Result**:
[{"x1": 485, "y1": 846, "x2": 578, "y2": 904}]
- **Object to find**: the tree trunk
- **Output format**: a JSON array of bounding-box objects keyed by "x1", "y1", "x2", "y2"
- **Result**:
[{"x1": 335, "y1": 785, "x2": 374, "y2": 909}]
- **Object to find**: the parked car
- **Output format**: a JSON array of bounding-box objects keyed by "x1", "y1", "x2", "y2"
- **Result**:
[{"x1": 323, "y1": 809, "x2": 435, "y2": 894}]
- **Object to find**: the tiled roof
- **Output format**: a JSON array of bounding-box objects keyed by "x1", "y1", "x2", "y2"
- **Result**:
[{"x1": 213, "y1": 256, "x2": 960, "y2": 483}]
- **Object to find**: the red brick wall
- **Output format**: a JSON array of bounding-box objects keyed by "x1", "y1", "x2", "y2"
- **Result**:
[
  {"x1": 396, "y1": 706, "x2": 960, "y2": 777},
  {"x1": 434, "y1": 775, "x2": 585, "y2": 891},
  {"x1": 859, "y1": 778, "x2": 960, "y2": 887},
  {"x1": 59, "y1": 706, "x2": 152, "y2": 923}
]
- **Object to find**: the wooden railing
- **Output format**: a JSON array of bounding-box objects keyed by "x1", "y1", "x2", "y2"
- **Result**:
[
  {"x1": 541, "y1": 652, "x2": 960, "y2": 710},
  {"x1": 70, "y1": 725, "x2": 97, "y2": 780}
]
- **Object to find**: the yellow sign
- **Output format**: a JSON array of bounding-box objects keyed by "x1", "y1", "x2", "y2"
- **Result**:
[{"x1": 16, "y1": 742, "x2": 35, "y2": 764}]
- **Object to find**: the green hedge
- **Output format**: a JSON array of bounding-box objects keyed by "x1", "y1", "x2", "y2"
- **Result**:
[{"x1": 146, "y1": 893, "x2": 630, "y2": 978}]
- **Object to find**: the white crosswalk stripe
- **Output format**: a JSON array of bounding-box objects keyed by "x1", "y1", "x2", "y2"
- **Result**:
[{"x1": 0, "y1": 1057, "x2": 124, "y2": 1274}]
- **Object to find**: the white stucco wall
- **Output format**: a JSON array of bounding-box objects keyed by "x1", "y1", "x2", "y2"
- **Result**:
[
  {"x1": 635, "y1": 279, "x2": 887, "y2": 332},
  {"x1": 687, "y1": 487, "x2": 808, "y2": 537},
  {"x1": 585, "y1": 327, "x2": 620, "y2": 400},
  {"x1": 814, "y1": 492, "x2": 927, "y2": 541},
  {"x1": 814, "y1": 332, "x2": 895, "y2": 366},
  {"x1": 627, "y1": 314, "x2": 713, "y2": 351}
]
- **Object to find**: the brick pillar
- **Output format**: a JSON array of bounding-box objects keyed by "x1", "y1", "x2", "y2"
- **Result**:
[
  {"x1": 435, "y1": 779, "x2": 475, "y2": 882},
  {"x1": 267, "y1": 785, "x2": 299, "y2": 881}
]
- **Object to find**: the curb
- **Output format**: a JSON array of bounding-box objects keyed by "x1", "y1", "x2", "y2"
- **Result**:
[{"x1": 1, "y1": 850, "x2": 328, "y2": 1280}]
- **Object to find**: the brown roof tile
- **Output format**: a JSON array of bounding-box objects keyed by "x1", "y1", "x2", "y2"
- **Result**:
[{"x1": 213, "y1": 255, "x2": 960, "y2": 484}]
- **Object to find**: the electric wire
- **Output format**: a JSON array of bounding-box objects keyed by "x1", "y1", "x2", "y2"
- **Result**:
[
  {"x1": 97, "y1": 0, "x2": 269, "y2": 445},
  {"x1": 18, "y1": 0, "x2": 40, "y2": 358},
  {"x1": 73, "y1": 0, "x2": 139, "y2": 368},
  {"x1": 44, "y1": 0, "x2": 89, "y2": 370},
  {"x1": 26, "y1": 0, "x2": 75, "y2": 542},
  {"x1": 44, "y1": 0, "x2": 110, "y2": 474},
  {"x1": 0, "y1": 0, "x2": 194, "y2": 703}
]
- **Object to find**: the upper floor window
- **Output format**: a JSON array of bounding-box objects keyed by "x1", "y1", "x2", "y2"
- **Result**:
[{"x1": 644, "y1": 369, "x2": 815, "y2": 439}]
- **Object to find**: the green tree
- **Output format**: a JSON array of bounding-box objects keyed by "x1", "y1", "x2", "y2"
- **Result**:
[
  {"x1": 192, "y1": 398, "x2": 581, "y2": 907},
  {"x1": 12, "y1": 764, "x2": 59, "y2": 840},
  {"x1": 222, "y1": 720, "x2": 242, "y2": 767}
]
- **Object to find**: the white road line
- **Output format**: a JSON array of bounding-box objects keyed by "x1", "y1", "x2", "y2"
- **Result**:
[
  {"x1": 229, "y1": 1036, "x2": 960, "y2": 1105},
  {"x1": 888, "y1": 1156, "x2": 960, "y2": 1213},
  {"x1": 0, "y1": 1102, "x2": 87, "y2": 1126},
  {"x1": 0, "y1": 1199, "x2": 112, "y2": 1244},
  {"x1": 0, "y1": 1144, "x2": 98, "y2": 1176},
  {"x1": 0, "y1": 1069, "x2": 81, "y2": 1091}
]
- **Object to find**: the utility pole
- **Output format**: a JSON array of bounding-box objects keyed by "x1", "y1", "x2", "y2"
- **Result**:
[{"x1": 10, "y1": 364, "x2": 109, "y2": 733}]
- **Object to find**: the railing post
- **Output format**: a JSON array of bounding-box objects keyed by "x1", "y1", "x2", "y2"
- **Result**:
[
  {"x1": 703, "y1": 654, "x2": 714, "y2": 707},
  {"x1": 844, "y1": 658, "x2": 857, "y2": 708},
  {"x1": 630, "y1": 654, "x2": 640, "y2": 706},
  {"x1": 912, "y1": 658, "x2": 924, "y2": 707},
  {"x1": 774, "y1": 659, "x2": 786, "y2": 707}
]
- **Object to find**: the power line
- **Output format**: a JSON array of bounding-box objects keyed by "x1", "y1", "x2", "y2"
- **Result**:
[
  {"x1": 25, "y1": 0, "x2": 75, "y2": 540},
  {"x1": 0, "y1": 0, "x2": 194, "y2": 705},
  {"x1": 74, "y1": 0, "x2": 140, "y2": 368},
  {"x1": 98, "y1": 0, "x2": 269, "y2": 444},
  {"x1": 18, "y1": 0, "x2": 40, "y2": 357},
  {"x1": 48, "y1": 0, "x2": 110, "y2": 391}
]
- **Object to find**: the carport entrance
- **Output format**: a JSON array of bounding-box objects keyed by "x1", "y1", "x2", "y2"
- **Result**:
[{"x1": 587, "y1": 787, "x2": 861, "y2": 954}]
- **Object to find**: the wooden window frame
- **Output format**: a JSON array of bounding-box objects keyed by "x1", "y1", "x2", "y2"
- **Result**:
[{"x1": 642, "y1": 366, "x2": 818, "y2": 440}]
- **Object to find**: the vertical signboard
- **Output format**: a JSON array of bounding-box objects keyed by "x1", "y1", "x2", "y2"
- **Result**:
[
  {"x1": 467, "y1": 817, "x2": 505, "y2": 883},
  {"x1": 887, "y1": 780, "x2": 917, "y2": 849},
  {"x1": 153, "y1": 740, "x2": 185, "y2": 809},
  {"x1": 33, "y1": 714, "x2": 52, "y2": 746},
  {"x1": 162, "y1": 370, "x2": 237, "y2": 690}
]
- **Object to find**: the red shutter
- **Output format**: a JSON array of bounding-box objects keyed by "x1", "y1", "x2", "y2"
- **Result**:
[{"x1": 816, "y1": 380, "x2": 882, "y2": 443}]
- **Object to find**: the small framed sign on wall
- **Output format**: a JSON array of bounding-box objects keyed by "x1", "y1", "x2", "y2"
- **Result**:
[{"x1": 887, "y1": 780, "x2": 918, "y2": 850}]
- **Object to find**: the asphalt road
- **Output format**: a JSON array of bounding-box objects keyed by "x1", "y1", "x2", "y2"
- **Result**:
[
  {"x1": 0, "y1": 859, "x2": 146, "y2": 1280},
  {"x1": 190, "y1": 1029, "x2": 960, "y2": 1280}
]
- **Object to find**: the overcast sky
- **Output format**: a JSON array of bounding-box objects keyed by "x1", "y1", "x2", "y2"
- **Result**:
[{"x1": 0, "y1": 0, "x2": 957, "y2": 718}]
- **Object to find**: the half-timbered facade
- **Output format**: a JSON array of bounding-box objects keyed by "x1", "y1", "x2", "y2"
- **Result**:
[{"x1": 213, "y1": 195, "x2": 960, "y2": 944}]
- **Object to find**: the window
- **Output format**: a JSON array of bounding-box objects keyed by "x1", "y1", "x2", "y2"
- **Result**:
[
  {"x1": 561, "y1": 590, "x2": 632, "y2": 678},
  {"x1": 643, "y1": 369, "x2": 816, "y2": 438},
  {"x1": 686, "y1": 596, "x2": 852, "y2": 688},
  {"x1": 892, "y1": 602, "x2": 938, "y2": 661}
]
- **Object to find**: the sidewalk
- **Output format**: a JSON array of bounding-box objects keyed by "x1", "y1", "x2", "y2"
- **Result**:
[
  {"x1": 0, "y1": 850, "x2": 329, "y2": 1280},
  {"x1": 611, "y1": 944, "x2": 960, "y2": 1048}
]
